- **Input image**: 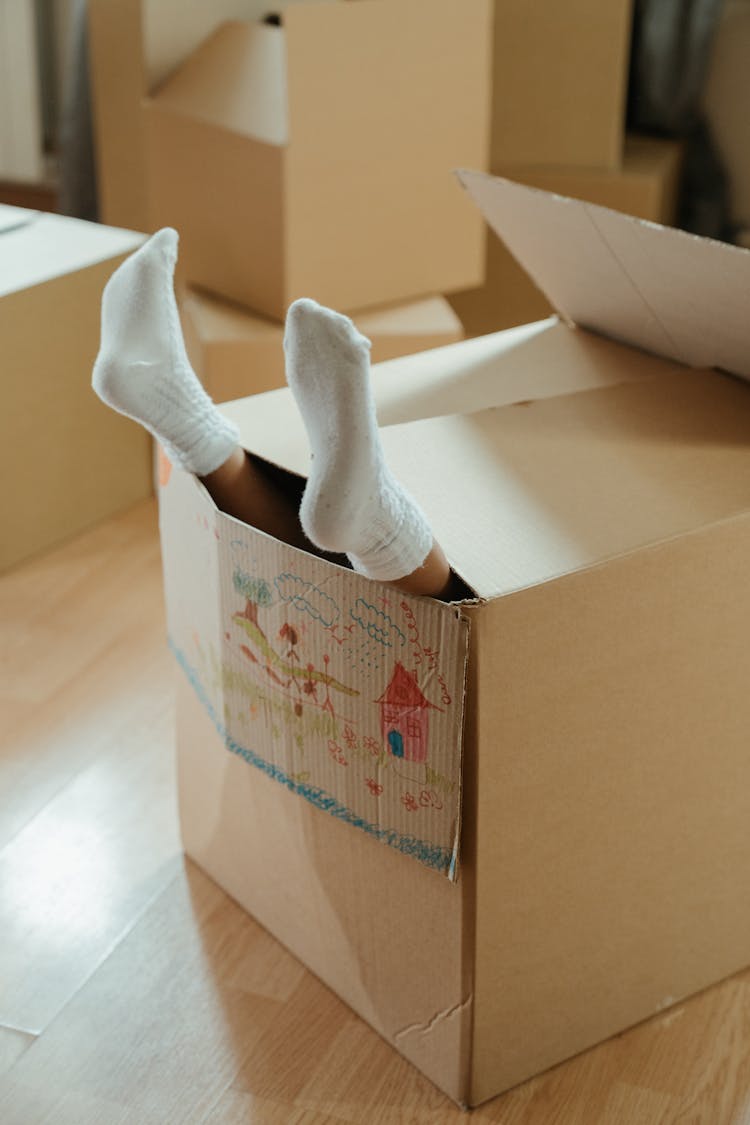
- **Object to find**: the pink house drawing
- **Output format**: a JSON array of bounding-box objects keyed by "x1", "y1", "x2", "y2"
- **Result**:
[{"x1": 376, "y1": 662, "x2": 436, "y2": 763}]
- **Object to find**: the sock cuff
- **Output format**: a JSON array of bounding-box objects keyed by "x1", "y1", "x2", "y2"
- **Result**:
[{"x1": 348, "y1": 507, "x2": 433, "y2": 582}]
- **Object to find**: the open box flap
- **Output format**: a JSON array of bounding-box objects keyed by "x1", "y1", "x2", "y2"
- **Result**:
[
  {"x1": 379, "y1": 366, "x2": 750, "y2": 600},
  {"x1": 457, "y1": 169, "x2": 750, "y2": 378},
  {"x1": 149, "y1": 21, "x2": 288, "y2": 146},
  {"x1": 159, "y1": 463, "x2": 470, "y2": 879}
]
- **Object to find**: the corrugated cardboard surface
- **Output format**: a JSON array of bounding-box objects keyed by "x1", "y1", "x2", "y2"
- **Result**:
[
  {"x1": 180, "y1": 285, "x2": 463, "y2": 401},
  {"x1": 468, "y1": 512, "x2": 750, "y2": 1101},
  {"x1": 451, "y1": 137, "x2": 682, "y2": 337},
  {"x1": 145, "y1": 1, "x2": 491, "y2": 318},
  {"x1": 283, "y1": 0, "x2": 490, "y2": 310},
  {"x1": 146, "y1": 107, "x2": 286, "y2": 318},
  {"x1": 176, "y1": 673, "x2": 473, "y2": 1102},
  {"x1": 88, "y1": 0, "x2": 150, "y2": 231},
  {"x1": 1, "y1": 210, "x2": 151, "y2": 571},
  {"x1": 491, "y1": 0, "x2": 633, "y2": 167},
  {"x1": 458, "y1": 170, "x2": 750, "y2": 376},
  {"x1": 160, "y1": 468, "x2": 470, "y2": 877}
]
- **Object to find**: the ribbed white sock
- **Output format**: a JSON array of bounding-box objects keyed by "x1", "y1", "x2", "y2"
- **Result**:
[
  {"x1": 283, "y1": 298, "x2": 433, "y2": 581},
  {"x1": 92, "y1": 228, "x2": 239, "y2": 476}
]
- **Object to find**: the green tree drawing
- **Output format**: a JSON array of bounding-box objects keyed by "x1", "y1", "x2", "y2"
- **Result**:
[{"x1": 233, "y1": 569, "x2": 273, "y2": 627}]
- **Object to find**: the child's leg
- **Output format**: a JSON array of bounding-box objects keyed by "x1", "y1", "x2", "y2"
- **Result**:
[
  {"x1": 283, "y1": 299, "x2": 456, "y2": 598},
  {"x1": 91, "y1": 229, "x2": 306, "y2": 549}
]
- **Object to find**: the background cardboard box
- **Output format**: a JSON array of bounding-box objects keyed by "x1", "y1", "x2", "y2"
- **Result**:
[
  {"x1": 180, "y1": 286, "x2": 464, "y2": 401},
  {"x1": 451, "y1": 136, "x2": 684, "y2": 337},
  {"x1": 160, "y1": 179, "x2": 750, "y2": 1104},
  {"x1": 145, "y1": 2, "x2": 492, "y2": 319},
  {"x1": 87, "y1": 0, "x2": 322, "y2": 231},
  {"x1": 0, "y1": 206, "x2": 150, "y2": 572},
  {"x1": 490, "y1": 0, "x2": 633, "y2": 168}
]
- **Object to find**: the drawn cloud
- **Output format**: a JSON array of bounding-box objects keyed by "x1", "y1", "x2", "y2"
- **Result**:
[
  {"x1": 350, "y1": 598, "x2": 406, "y2": 649},
  {"x1": 274, "y1": 573, "x2": 340, "y2": 627}
]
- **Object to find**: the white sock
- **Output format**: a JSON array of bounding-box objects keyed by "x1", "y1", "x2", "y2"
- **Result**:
[
  {"x1": 283, "y1": 298, "x2": 433, "y2": 581},
  {"x1": 92, "y1": 228, "x2": 239, "y2": 476}
]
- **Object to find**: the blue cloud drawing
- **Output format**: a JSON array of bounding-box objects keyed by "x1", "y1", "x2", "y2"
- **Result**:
[
  {"x1": 274, "y1": 573, "x2": 340, "y2": 627},
  {"x1": 349, "y1": 598, "x2": 406, "y2": 649}
]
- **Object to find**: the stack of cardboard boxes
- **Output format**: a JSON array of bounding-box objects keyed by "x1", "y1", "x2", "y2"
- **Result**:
[
  {"x1": 91, "y1": 1, "x2": 497, "y2": 400},
  {"x1": 450, "y1": 0, "x2": 684, "y2": 336}
]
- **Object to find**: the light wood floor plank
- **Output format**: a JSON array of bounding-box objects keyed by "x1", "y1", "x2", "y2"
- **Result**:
[
  {"x1": 0, "y1": 502, "x2": 172, "y2": 850},
  {"x1": 0, "y1": 708, "x2": 181, "y2": 1032}
]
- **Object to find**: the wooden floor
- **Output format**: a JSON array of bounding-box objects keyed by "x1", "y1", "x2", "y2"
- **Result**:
[{"x1": 3, "y1": 499, "x2": 750, "y2": 1124}]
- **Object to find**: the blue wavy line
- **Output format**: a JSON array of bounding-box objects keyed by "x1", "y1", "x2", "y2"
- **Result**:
[{"x1": 169, "y1": 639, "x2": 453, "y2": 874}]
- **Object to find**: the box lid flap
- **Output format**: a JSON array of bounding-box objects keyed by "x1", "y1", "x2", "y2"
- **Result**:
[
  {"x1": 457, "y1": 169, "x2": 750, "y2": 378},
  {"x1": 149, "y1": 21, "x2": 287, "y2": 146}
]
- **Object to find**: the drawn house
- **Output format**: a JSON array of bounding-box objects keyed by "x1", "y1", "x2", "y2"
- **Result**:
[{"x1": 376, "y1": 662, "x2": 435, "y2": 763}]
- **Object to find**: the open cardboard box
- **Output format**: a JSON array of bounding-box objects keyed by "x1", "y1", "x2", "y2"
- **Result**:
[
  {"x1": 1, "y1": 205, "x2": 150, "y2": 572},
  {"x1": 160, "y1": 175, "x2": 750, "y2": 1105},
  {"x1": 145, "y1": 1, "x2": 491, "y2": 319}
]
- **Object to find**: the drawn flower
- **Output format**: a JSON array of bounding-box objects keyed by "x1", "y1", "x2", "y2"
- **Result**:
[
  {"x1": 401, "y1": 792, "x2": 419, "y2": 812},
  {"x1": 365, "y1": 778, "x2": 384, "y2": 796}
]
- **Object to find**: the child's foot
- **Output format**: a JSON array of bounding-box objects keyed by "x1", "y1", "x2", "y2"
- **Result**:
[
  {"x1": 283, "y1": 298, "x2": 433, "y2": 581},
  {"x1": 92, "y1": 228, "x2": 239, "y2": 476}
]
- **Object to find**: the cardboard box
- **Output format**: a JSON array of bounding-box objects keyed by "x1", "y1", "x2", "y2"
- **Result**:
[
  {"x1": 159, "y1": 174, "x2": 750, "y2": 1105},
  {"x1": 1, "y1": 205, "x2": 151, "y2": 572},
  {"x1": 490, "y1": 0, "x2": 633, "y2": 168},
  {"x1": 87, "y1": 0, "x2": 323, "y2": 231},
  {"x1": 145, "y1": 2, "x2": 491, "y2": 319},
  {"x1": 451, "y1": 135, "x2": 684, "y2": 338},
  {"x1": 704, "y1": 0, "x2": 750, "y2": 230},
  {"x1": 180, "y1": 286, "x2": 464, "y2": 401}
]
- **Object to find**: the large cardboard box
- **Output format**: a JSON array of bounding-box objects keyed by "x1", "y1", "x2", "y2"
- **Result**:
[
  {"x1": 1, "y1": 206, "x2": 150, "y2": 572},
  {"x1": 180, "y1": 286, "x2": 464, "y2": 401},
  {"x1": 451, "y1": 135, "x2": 684, "y2": 338},
  {"x1": 491, "y1": 0, "x2": 633, "y2": 168},
  {"x1": 159, "y1": 175, "x2": 750, "y2": 1105},
  {"x1": 145, "y1": 2, "x2": 491, "y2": 319}
]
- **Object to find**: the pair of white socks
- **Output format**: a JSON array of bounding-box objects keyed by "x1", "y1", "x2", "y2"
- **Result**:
[{"x1": 92, "y1": 229, "x2": 433, "y2": 582}]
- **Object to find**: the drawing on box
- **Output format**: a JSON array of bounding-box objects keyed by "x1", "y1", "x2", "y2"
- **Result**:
[
  {"x1": 231, "y1": 567, "x2": 359, "y2": 720},
  {"x1": 376, "y1": 662, "x2": 440, "y2": 764}
]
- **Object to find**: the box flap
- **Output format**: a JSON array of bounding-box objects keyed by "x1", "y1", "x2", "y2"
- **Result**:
[
  {"x1": 378, "y1": 367, "x2": 750, "y2": 600},
  {"x1": 149, "y1": 21, "x2": 287, "y2": 146},
  {"x1": 160, "y1": 465, "x2": 470, "y2": 879},
  {"x1": 0, "y1": 211, "x2": 143, "y2": 297},
  {"x1": 457, "y1": 169, "x2": 750, "y2": 378}
]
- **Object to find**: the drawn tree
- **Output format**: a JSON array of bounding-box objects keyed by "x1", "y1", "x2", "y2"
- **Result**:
[{"x1": 233, "y1": 569, "x2": 273, "y2": 627}]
